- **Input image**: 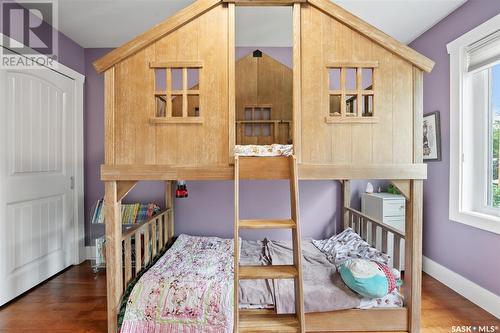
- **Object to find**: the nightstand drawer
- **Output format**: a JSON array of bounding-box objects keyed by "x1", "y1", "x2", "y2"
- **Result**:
[
  {"x1": 383, "y1": 216, "x2": 405, "y2": 233},
  {"x1": 383, "y1": 201, "x2": 406, "y2": 217}
]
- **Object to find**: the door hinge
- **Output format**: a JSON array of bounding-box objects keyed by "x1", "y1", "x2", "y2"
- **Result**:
[{"x1": 70, "y1": 176, "x2": 75, "y2": 190}]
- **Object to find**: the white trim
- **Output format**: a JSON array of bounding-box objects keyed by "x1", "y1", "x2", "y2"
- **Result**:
[
  {"x1": 423, "y1": 256, "x2": 500, "y2": 319},
  {"x1": 447, "y1": 13, "x2": 500, "y2": 235},
  {"x1": 0, "y1": 32, "x2": 86, "y2": 264},
  {"x1": 85, "y1": 246, "x2": 97, "y2": 260}
]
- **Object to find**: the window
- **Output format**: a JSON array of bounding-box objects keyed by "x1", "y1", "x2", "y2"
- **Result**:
[
  {"x1": 242, "y1": 106, "x2": 272, "y2": 137},
  {"x1": 448, "y1": 14, "x2": 500, "y2": 235},
  {"x1": 326, "y1": 62, "x2": 377, "y2": 123},
  {"x1": 150, "y1": 61, "x2": 202, "y2": 124}
]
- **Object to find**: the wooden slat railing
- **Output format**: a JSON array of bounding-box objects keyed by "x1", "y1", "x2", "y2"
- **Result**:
[
  {"x1": 344, "y1": 207, "x2": 405, "y2": 270},
  {"x1": 120, "y1": 208, "x2": 172, "y2": 289}
]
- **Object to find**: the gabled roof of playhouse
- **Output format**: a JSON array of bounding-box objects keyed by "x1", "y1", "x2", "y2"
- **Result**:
[{"x1": 93, "y1": 0, "x2": 435, "y2": 74}]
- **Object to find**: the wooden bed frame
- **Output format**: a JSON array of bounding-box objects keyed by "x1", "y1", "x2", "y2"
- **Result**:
[
  {"x1": 96, "y1": 0, "x2": 433, "y2": 331},
  {"x1": 109, "y1": 180, "x2": 415, "y2": 332}
]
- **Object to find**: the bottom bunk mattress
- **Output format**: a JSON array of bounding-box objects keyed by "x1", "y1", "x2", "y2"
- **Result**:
[
  {"x1": 120, "y1": 235, "x2": 234, "y2": 333},
  {"x1": 120, "y1": 233, "x2": 403, "y2": 333}
]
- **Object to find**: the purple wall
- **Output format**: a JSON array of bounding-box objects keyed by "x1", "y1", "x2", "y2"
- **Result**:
[{"x1": 410, "y1": 0, "x2": 500, "y2": 296}]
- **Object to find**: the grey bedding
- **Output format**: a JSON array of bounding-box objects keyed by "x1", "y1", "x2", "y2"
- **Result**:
[{"x1": 238, "y1": 239, "x2": 362, "y2": 313}]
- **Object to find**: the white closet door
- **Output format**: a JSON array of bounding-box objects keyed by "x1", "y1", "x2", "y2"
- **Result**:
[{"x1": 0, "y1": 67, "x2": 76, "y2": 305}]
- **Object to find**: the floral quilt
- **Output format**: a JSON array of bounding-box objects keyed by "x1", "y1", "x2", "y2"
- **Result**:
[{"x1": 120, "y1": 234, "x2": 234, "y2": 333}]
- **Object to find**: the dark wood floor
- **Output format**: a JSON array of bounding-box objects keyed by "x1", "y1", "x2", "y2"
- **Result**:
[{"x1": 0, "y1": 261, "x2": 498, "y2": 332}]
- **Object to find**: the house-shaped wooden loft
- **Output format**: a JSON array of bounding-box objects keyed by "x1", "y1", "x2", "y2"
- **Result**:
[{"x1": 93, "y1": 0, "x2": 434, "y2": 332}]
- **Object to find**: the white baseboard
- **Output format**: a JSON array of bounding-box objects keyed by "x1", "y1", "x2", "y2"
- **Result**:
[
  {"x1": 85, "y1": 246, "x2": 96, "y2": 260},
  {"x1": 422, "y1": 256, "x2": 500, "y2": 319}
]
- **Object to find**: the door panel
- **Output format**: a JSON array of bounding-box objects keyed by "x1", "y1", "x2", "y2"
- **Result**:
[{"x1": 0, "y1": 68, "x2": 75, "y2": 306}]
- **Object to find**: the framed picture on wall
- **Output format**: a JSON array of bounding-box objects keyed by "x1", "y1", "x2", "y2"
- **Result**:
[{"x1": 423, "y1": 111, "x2": 442, "y2": 162}]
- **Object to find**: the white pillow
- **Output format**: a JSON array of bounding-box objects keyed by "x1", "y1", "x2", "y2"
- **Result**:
[{"x1": 312, "y1": 228, "x2": 389, "y2": 266}]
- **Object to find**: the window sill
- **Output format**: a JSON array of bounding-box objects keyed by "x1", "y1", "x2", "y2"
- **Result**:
[
  {"x1": 324, "y1": 116, "x2": 379, "y2": 124},
  {"x1": 449, "y1": 209, "x2": 500, "y2": 235},
  {"x1": 149, "y1": 117, "x2": 204, "y2": 125}
]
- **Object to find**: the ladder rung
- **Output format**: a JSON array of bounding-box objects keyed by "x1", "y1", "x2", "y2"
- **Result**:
[
  {"x1": 239, "y1": 265, "x2": 298, "y2": 279},
  {"x1": 239, "y1": 313, "x2": 299, "y2": 332},
  {"x1": 239, "y1": 219, "x2": 296, "y2": 229}
]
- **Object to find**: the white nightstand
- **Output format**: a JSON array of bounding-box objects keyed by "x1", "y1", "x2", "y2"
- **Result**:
[{"x1": 362, "y1": 192, "x2": 406, "y2": 269}]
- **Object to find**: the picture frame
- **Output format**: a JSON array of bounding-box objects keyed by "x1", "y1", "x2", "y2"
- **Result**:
[{"x1": 423, "y1": 111, "x2": 442, "y2": 162}]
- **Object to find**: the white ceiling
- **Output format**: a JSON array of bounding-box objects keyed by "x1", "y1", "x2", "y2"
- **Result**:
[{"x1": 57, "y1": 0, "x2": 466, "y2": 48}]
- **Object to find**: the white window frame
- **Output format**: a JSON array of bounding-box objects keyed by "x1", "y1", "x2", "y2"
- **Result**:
[{"x1": 447, "y1": 13, "x2": 500, "y2": 235}]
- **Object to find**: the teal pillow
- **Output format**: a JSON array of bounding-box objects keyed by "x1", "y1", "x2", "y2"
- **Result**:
[{"x1": 339, "y1": 259, "x2": 398, "y2": 298}]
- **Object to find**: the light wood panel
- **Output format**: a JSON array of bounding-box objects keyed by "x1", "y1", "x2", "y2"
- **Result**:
[
  {"x1": 290, "y1": 155, "x2": 305, "y2": 332},
  {"x1": 104, "y1": 68, "x2": 115, "y2": 164},
  {"x1": 100, "y1": 163, "x2": 428, "y2": 180},
  {"x1": 305, "y1": 308, "x2": 408, "y2": 331},
  {"x1": 93, "y1": 0, "x2": 221, "y2": 73},
  {"x1": 238, "y1": 156, "x2": 291, "y2": 179},
  {"x1": 153, "y1": 5, "x2": 229, "y2": 166},
  {"x1": 405, "y1": 180, "x2": 423, "y2": 333},
  {"x1": 103, "y1": 182, "x2": 122, "y2": 333},
  {"x1": 342, "y1": 180, "x2": 350, "y2": 229},
  {"x1": 239, "y1": 265, "x2": 298, "y2": 279},
  {"x1": 114, "y1": 45, "x2": 156, "y2": 165},
  {"x1": 116, "y1": 181, "x2": 137, "y2": 201},
  {"x1": 110, "y1": 5, "x2": 229, "y2": 167},
  {"x1": 293, "y1": 2, "x2": 302, "y2": 162},
  {"x1": 307, "y1": 0, "x2": 434, "y2": 72},
  {"x1": 298, "y1": 163, "x2": 427, "y2": 180},
  {"x1": 300, "y1": 4, "x2": 415, "y2": 165},
  {"x1": 239, "y1": 219, "x2": 296, "y2": 229},
  {"x1": 228, "y1": 2, "x2": 235, "y2": 163},
  {"x1": 235, "y1": 52, "x2": 293, "y2": 145},
  {"x1": 390, "y1": 179, "x2": 411, "y2": 200},
  {"x1": 223, "y1": 0, "x2": 305, "y2": 5},
  {"x1": 239, "y1": 313, "x2": 299, "y2": 332},
  {"x1": 233, "y1": 155, "x2": 240, "y2": 330}
]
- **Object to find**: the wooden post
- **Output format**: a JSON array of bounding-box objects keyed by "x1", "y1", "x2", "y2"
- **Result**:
[
  {"x1": 342, "y1": 180, "x2": 351, "y2": 229},
  {"x1": 293, "y1": 2, "x2": 302, "y2": 162},
  {"x1": 166, "y1": 181, "x2": 174, "y2": 240},
  {"x1": 228, "y1": 2, "x2": 235, "y2": 163},
  {"x1": 104, "y1": 181, "x2": 122, "y2": 333},
  {"x1": 405, "y1": 180, "x2": 423, "y2": 333},
  {"x1": 233, "y1": 156, "x2": 240, "y2": 332},
  {"x1": 406, "y1": 66, "x2": 424, "y2": 333}
]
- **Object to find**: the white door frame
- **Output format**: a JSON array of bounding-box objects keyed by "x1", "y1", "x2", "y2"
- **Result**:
[{"x1": 0, "y1": 33, "x2": 86, "y2": 264}]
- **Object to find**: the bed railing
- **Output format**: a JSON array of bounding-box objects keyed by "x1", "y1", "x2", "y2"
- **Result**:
[
  {"x1": 344, "y1": 207, "x2": 405, "y2": 271},
  {"x1": 120, "y1": 208, "x2": 173, "y2": 289}
]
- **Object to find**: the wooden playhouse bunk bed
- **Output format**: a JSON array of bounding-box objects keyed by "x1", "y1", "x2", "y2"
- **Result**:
[{"x1": 93, "y1": 0, "x2": 434, "y2": 332}]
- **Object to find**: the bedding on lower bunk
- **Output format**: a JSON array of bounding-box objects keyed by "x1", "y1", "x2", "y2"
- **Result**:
[
  {"x1": 120, "y1": 235, "x2": 234, "y2": 333},
  {"x1": 120, "y1": 230, "x2": 403, "y2": 333}
]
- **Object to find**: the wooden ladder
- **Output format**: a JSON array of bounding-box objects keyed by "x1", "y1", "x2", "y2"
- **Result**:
[{"x1": 233, "y1": 155, "x2": 305, "y2": 333}]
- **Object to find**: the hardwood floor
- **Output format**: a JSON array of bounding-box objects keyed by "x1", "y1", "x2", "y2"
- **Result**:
[
  {"x1": 0, "y1": 261, "x2": 497, "y2": 332},
  {"x1": 0, "y1": 262, "x2": 107, "y2": 333}
]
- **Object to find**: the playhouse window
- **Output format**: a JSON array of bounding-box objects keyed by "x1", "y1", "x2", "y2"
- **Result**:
[
  {"x1": 326, "y1": 62, "x2": 378, "y2": 123},
  {"x1": 242, "y1": 106, "x2": 272, "y2": 137},
  {"x1": 150, "y1": 61, "x2": 203, "y2": 124}
]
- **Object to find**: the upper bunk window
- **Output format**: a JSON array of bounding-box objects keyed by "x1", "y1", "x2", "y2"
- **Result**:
[
  {"x1": 325, "y1": 61, "x2": 378, "y2": 123},
  {"x1": 150, "y1": 61, "x2": 203, "y2": 124}
]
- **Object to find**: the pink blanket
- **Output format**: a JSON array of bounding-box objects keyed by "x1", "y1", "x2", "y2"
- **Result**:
[{"x1": 121, "y1": 235, "x2": 234, "y2": 333}]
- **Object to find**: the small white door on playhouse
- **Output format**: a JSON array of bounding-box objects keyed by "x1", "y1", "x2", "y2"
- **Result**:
[{"x1": 0, "y1": 66, "x2": 76, "y2": 305}]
